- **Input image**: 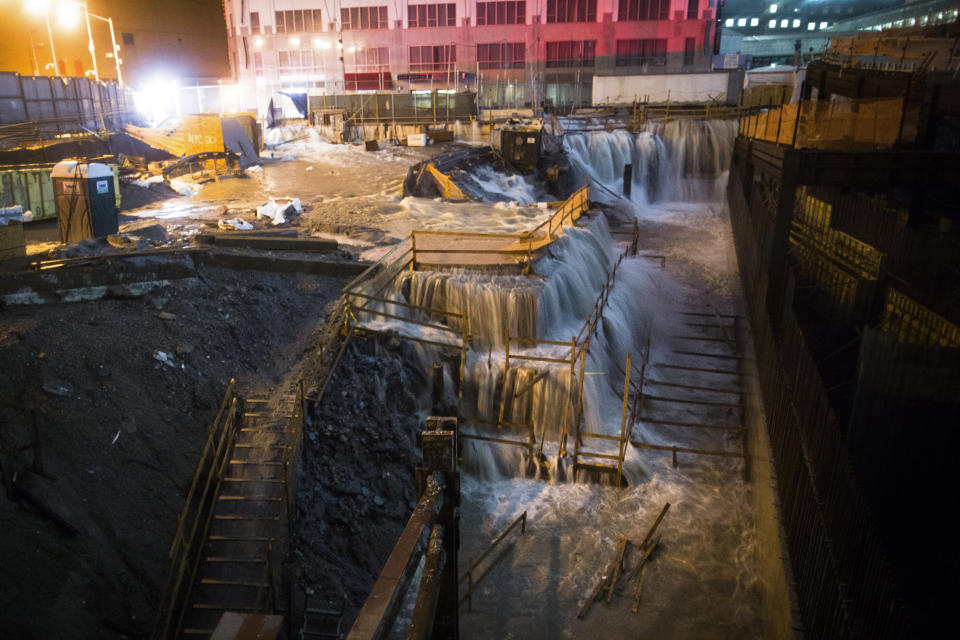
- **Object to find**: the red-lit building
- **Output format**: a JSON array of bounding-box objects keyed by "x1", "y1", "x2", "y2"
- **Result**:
[{"x1": 222, "y1": 0, "x2": 718, "y2": 110}]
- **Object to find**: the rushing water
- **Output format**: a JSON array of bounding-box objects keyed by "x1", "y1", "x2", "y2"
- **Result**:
[
  {"x1": 564, "y1": 119, "x2": 737, "y2": 206},
  {"x1": 358, "y1": 119, "x2": 762, "y2": 636}
]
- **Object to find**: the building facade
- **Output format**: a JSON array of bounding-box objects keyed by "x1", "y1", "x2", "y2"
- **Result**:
[{"x1": 222, "y1": 0, "x2": 719, "y2": 112}]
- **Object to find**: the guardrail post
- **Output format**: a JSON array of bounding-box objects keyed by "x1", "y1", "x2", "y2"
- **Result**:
[{"x1": 467, "y1": 557, "x2": 474, "y2": 613}]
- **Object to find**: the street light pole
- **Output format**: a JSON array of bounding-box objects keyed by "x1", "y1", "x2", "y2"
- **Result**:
[
  {"x1": 81, "y1": 1, "x2": 99, "y2": 81},
  {"x1": 105, "y1": 16, "x2": 122, "y2": 86},
  {"x1": 44, "y1": 12, "x2": 60, "y2": 76}
]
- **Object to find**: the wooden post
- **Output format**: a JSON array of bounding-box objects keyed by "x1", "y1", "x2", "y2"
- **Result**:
[
  {"x1": 467, "y1": 556, "x2": 473, "y2": 612},
  {"x1": 792, "y1": 95, "x2": 804, "y2": 148},
  {"x1": 672, "y1": 445, "x2": 678, "y2": 468},
  {"x1": 410, "y1": 232, "x2": 417, "y2": 271},
  {"x1": 616, "y1": 353, "x2": 632, "y2": 489},
  {"x1": 573, "y1": 337, "x2": 588, "y2": 466},
  {"x1": 498, "y1": 329, "x2": 510, "y2": 431}
]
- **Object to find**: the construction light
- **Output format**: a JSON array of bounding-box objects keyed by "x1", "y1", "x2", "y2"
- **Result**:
[
  {"x1": 313, "y1": 38, "x2": 323, "y2": 49},
  {"x1": 57, "y1": 2, "x2": 82, "y2": 29},
  {"x1": 254, "y1": 37, "x2": 263, "y2": 48},
  {"x1": 347, "y1": 46, "x2": 356, "y2": 53},
  {"x1": 25, "y1": 0, "x2": 51, "y2": 14},
  {"x1": 319, "y1": 40, "x2": 331, "y2": 50},
  {"x1": 133, "y1": 77, "x2": 178, "y2": 125},
  {"x1": 289, "y1": 36, "x2": 300, "y2": 47}
]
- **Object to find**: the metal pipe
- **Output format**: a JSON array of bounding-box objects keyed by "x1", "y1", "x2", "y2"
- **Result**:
[
  {"x1": 82, "y1": 1, "x2": 98, "y2": 81},
  {"x1": 45, "y1": 13, "x2": 59, "y2": 76}
]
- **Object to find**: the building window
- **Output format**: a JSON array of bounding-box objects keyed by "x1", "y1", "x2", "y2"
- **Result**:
[
  {"x1": 351, "y1": 47, "x2": 389, "y2": 71},
  {"x1": 476, "y1": 2, "x2": 525, "y2": 26},
  {"x1": 250, "y1": 12, "x2": 260, "y2": 33},
  {"x1": 341, "y1": 6, "x2": 389, "y2": 30},
  {"x1": 545, "y1": 41, "x2": 595, "y2": 67},
  {"x1": 617, "y1": 0, "x2": 669, "y2": 21},
  {"x1": 615, "y1": 39, "x2": 666, "y2": 66},
  {"x1": 686, "y1": 0, "x2": 698, "y2": 20},
  {"x1": 683, "y1": 37, "x2": 695, "y2": 66},
  {"x1": 278, "y1": 49, "x2": 317, "y2": 75},
  {"x1": 408, "y1": 4, "x2": 456, "y2": 27},
  {"x1": 546, "y1": 0, "x2": 596, "y2": 23},
  {"x1": 122, "y1": 32, "x2": 134, "y2": 45},
  {"x1": 410, "y1": 45, "x2": 456, "y2": 71},
  {"x1": 477, "y1": 42, "x2": 525, "y2": 69},
  {"x1": 275, "y1": 9, "x2": 323, "y2": 33},
  {"x1": 254, "y1": 51, "x2": 263, "y2": 76}
]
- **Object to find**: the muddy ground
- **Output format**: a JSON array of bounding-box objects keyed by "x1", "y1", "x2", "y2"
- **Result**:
[
  {"x1": 293, "y1": 336, "x2": 434, "y2": 626},
  {"x1": 0, "y1": 266, "x2": 344, "y2": 639}
]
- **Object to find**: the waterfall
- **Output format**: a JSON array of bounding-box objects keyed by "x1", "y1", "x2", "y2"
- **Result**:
[
  {"x1": 563, "y1": 119, "x2": 737, "y2": 206},
  {"x1": 360, "y1": 119, "x2": 737, "y2": 484}
]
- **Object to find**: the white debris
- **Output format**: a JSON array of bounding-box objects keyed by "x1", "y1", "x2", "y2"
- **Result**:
[
  {"x1": 245, "y1": 165, "x2": 264, "y2": 174},
  {"x1": 218, "y1": 217, "x2": 254, "y2": 231},
  {"x1": 153, "y1": 351, "x2": 179, "y2": 368},
  {"x1": 305, "y1": 166, "x2": 315, "y2": 171},
  {"x1": 168, "y1": 178, "x2": 201, "y2": 197},
  {"x1": 256, "y1": 197, "x2": 301, "y2": 225},
  {"x1": 0, "y1": 206, "x2": 32, "y2": 224}
]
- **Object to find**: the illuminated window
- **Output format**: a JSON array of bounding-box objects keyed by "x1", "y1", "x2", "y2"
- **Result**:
[
  {"x1": 769, "y1": 3, "x2": 777, "y2": 14},
  {"x1": 807, "y1": 22, "x2": 815, "y2": 30},
  {"x1": 477, "y1": 42, "x2": 525, "y2": 69},
  {"x1": 687, "y1": 0, "x2": 699, "y2": 20},
  {"x1": 409, "y1": 45, "x2": 456, "y2": 72},
  {"x1": 353, "y1": 47, "x2": 389, "y2": 71},
  {"x1": 408, "y1": 4, "x2": 456, "y2": 28},
  {"x1": 750, "y1": 18, "x2": 759, "y2": 26},
  {"x1": 250, "y1": 12, "x2": 260, "y2": 33},
  {"x1": 546, "y1": 40, "x2": 595, "y2": 67},
  {"x1": 341, "y1": 6, "x2": 388, "y2": 30},
  {"x1": 477, "y1": 1, "x2": 526, "y2": 25},
  {"x1": 618, "y1": 0, "x2": 669, "y2": 21},
  {"x1": 792, "y1": 19, "x2": 800, "y2": 28},
  {"x1": 820, "y1": 21, "x2": 828, "y2": 29},
  {"x1": 546, "y1": 0, "x2": 597, "y2": 23},
  {"x1": 615, "y1": 38, "x2": 667, "y2": 66},
  {"x1": 275, "y1": 9, "x2": 322, "y2": 33},
  {"x1": 780, "y1": 18, "x2": 788, "y2": 27},
  {"x1": 725, "y1": 18, "x2": 734, "y2": 27},
  {"x1": 737, "y1": 18, "x2": 746, "y2": 27}
]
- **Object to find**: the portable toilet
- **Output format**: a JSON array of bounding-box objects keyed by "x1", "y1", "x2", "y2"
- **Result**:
[{"x1": 50, "y1": 161, "x2": 119, "y2": 243}]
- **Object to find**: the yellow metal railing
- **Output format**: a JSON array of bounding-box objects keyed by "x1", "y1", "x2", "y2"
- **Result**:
[
  {"x1": 408, "y1": 184, "x2": 590, "y2": 268},
  {"x1": 739, "y1": 97, "x2": 912, "y2": 149},
  {"x1": 881, "y1": 288, "x2": 960, "y2": 347}
]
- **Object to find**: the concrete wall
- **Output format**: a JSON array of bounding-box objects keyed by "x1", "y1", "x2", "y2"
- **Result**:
[{"x1": 592, "y1": 71, "x2": 735, "y2": 104}]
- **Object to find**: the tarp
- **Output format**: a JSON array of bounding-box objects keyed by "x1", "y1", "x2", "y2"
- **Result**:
[{"x1": 125, "y1": 113, "x2": 260, "y2": 162}]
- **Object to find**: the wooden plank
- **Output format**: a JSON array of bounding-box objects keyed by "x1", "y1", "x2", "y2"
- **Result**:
[
  {"x1": 635, "y1": 417, "x2": 745, "y2": 433},
  {"x1": 577, "y1": 537, "x2": 628, "y2": 620},
  {"x1": 642, "y1": 394, "x2": 746, "y2": 409}
]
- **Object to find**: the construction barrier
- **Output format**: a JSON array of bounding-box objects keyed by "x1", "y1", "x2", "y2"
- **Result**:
[
  {"x1": 881, "y1": 288, "x2": 960, "y2": 347},
  {"x1": 409, "y1": 184, "x2": 590, "y2": 268},
  {"x1": 739, "y1": 97, "x2": 913, "y2": 149}
]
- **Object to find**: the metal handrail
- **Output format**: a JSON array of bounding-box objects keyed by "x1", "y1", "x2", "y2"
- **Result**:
[{"x1": 459, "y1": 511, "x2": 527, "y2": 612}]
